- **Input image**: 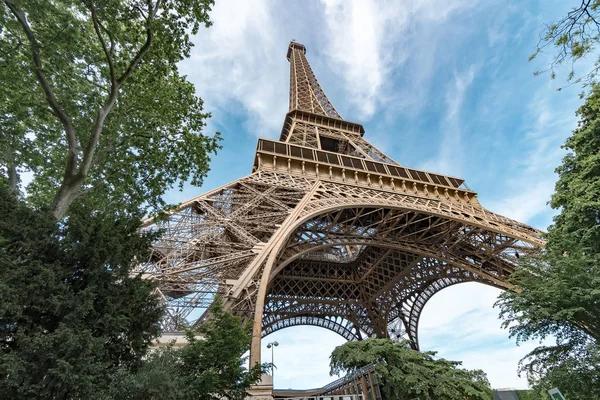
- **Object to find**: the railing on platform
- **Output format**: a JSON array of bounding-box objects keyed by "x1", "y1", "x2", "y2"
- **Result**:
[
  {"x1": 273, "y1": 364, "x2": 381, "y2": 400},
  {"x1": 277, "y1": 395, "x2": 364, "y2": 400},
  {"x1": 256, "y1": 138, "x2": 469, "y2": 190},
  {"x1": 319, "y1": 364, "x2": 381, "y2": 400}
]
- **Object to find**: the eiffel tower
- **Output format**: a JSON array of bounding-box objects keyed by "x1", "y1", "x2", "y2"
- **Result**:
[{"x1": 138, "y1": 41, "x2": 543, "y2": 367}]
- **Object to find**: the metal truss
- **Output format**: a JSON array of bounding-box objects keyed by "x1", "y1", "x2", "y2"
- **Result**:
[
  {"x1": 319, "y1": 365, "x2": 382, "y2": 399},
  {"x1": 288, "y1": 42, "x2": 341, "y2": 119},
  {"x1": 262, "y1": 314, "x2": 359, "y2": 341},
  {"x1": 139, "y1": 42, "x2": 544, "y2": 365}
]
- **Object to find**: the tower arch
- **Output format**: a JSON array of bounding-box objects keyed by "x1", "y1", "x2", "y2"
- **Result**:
[
  {"x1": 262, "y1": 314, "x2": 361, "y2": 342},
  {"x1": 257, "y1": 199, "x2": 539, "y2": 353}
]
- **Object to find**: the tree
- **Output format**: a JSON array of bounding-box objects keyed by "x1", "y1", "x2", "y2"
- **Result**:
[
  {"x1": 0, "y1": 182, "x2": 164, "y2": 399},
  {"x1": 330, "y1": 339, "x2": 493, "y2": 400},
  {"x1": 530, "y1": 0, "x2": 600, "y2": 88},
  {"x1": 1, "y1": 0, "x2": 221, "y2": 218},
  {"x1": 106, "y1": 298, "x2": 266, "y2": 400},
  {"x1": 526, "y1": 345, "x2": 600, "y2": 400},
  {"x1": 496, "y1": 84, "x2": 600, "y2": 399}
]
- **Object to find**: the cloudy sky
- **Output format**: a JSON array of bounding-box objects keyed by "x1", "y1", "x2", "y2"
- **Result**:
[{"x1": 169, "y1": 0, "x2": 586, "y2": 391}]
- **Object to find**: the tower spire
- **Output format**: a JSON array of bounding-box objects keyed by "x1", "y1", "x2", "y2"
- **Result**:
[{"x1": 287, "y1": 41, "x2": 341, "y2": 119}]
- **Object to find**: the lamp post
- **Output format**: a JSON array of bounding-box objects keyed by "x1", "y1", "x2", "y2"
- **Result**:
[{"x1": 266, "y1": 341, "x2": 279, "y2": 383}]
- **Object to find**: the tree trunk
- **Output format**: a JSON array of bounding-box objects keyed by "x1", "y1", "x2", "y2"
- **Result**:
[
  {"x1": 50, "y1": 175, "x2": 85, "y2": 219},
  {"x1": 3, "y1": 144, "x2": 19, "y2": 193},
  {"x1": 7, "y1": 163, "x2": 18, "y2": 192}
]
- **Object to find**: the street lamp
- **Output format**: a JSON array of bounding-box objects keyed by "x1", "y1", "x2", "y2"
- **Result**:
[{"x1": 266, "y1": 341, "x2": 279, "y2": 382}]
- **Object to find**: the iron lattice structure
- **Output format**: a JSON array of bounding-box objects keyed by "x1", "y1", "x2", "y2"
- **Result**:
[{"x1": 137, "y1": 41, "x2": 543, "y2": 364}]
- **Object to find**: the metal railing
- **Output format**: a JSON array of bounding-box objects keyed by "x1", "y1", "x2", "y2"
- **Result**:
[
  {"x1": 277, "y1": 395, "x2": 364, "y2": 400},
  {"x1": 320, "y1": 364, "x2": 376, "y2": 394},
  {"x1": 257, "y1": 138, "x2": 469, "y2": 191}
]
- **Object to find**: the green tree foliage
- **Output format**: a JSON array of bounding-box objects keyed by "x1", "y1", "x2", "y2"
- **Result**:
[
  {"x1": 0, "y1": 8, "x2": 55, "y2": 193},
  {"x1": 527, "y1": 347, "x2": 600, "y2": 400},
  {"x1": 530, "y1": 0, "x2": 600, "y2": 87},
  {"x1": 514, "y1": 389, "x2": 545, "y2": 400},
  {"x1": 496, "y1": 84, "x2": 600, "y2": 399},
  {"x1": 106, "y1": 298, "x2": 265, "y2": 400},
  {"x1": 0, "y1": 184, "x2": 264, "y2": 398},
  {"x1": 330, "y1": 339, "x2": 493, "y2": 400},
  {"x1": 0, "y1": 0, "x2": 221, "y2": 218},
  {"x1": 0, "y1": 183, "x2": 164, "y2": 399}
]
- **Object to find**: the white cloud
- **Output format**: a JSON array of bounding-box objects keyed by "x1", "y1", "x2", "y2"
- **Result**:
[
  {"x1": 457, "y1": 342, "x2": 544, "y2": 389},
  {"x1": 419, "y1": 283, "x2": 551, "y2": 389},
  {"x1": 260, "y1": 326, "x2": 346, "y2": 389},
  {"x1": 419, "y1": 283, "x2": 499, "y2": 332},
  {"x1": 320, "y1": 0, "x2": 477, "y2": 120},
  {"x1": 486, "y1": 85, "x2": 577, "y2": 227},
  {"x1": 179, "y1": 0, "x2": 479, "y2": 137},
  {"x1": 419, "y1": 64, "x2": 478, "y2": 176},
  {"x1": 180, "y1": 0, "x2": 290, "y2": 136},
  {"x1": 320, "y1": 0, "x2": 394, "y2": 118}
]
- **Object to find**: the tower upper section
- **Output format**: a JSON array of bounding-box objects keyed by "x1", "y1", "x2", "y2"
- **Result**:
[
  {"x1": 255, "y1": 41, "x2": 479, "y2": 199},
  {"x1": 279, "y1": 42, "x2": 398, "y2": 165},
  {"x1": 287, "y1": 41, "x2": 342, "y2": 119}
]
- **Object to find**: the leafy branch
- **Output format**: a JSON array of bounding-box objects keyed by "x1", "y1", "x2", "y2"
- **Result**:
[
  {"x1": 4, "y1": 0, "x2": 78, "y2": 178},
  {"x1": 531, "y1": 0, "x2": 600, "y2": 90},
  {"x1": 2, "y1": 0, "x2": 218, "y2": 218}
]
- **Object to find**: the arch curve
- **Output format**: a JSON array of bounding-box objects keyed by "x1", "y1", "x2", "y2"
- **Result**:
[
  {"x1": 262, "y1": 314, "x2": 361, "y2": 341},
  {"x1": 291, "y1": 189, "x2": 543, "y2": 249},
  {"x1": 265, "y1": 197, "x2": 540, "y2": 288},
  {"x1": 257, "y1": 196, "x2": 539, "y2": 353},
  {"x1": 243, "y1": 181, "x2": 543, "y2": 365},
  {"x1": 406, "y1": 278, "x2": 476, "y2": 348},
  {"x1": 406, "y1": 279, "x2": 508, "y2": 351}
]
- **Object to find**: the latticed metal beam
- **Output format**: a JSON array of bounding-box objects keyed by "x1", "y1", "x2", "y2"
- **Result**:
[
  {"x1": 262, "y1": 314, "x2": 360, "y2": 341},
  {"x1": 139, "y1": 42, "x2": 544, "y2": 365},
  {"x1": 288, "y1": 41, "x2": 341, "y2": 119}
]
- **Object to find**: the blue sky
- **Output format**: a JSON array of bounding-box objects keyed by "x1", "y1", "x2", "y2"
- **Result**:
[{"x1": 169, "y1": 0, "x2": 587, "y2": 391}]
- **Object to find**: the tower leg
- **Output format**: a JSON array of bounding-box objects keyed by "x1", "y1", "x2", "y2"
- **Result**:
[
  {"x1": 247, "y1": 374, "x2": 274, "y2": 400},
  {"x1": 249, "y1": 182, "x2": 319, "y2": 366},
  {"x1": 250, "y1": 247, "x2": 279, "y2": 366}
]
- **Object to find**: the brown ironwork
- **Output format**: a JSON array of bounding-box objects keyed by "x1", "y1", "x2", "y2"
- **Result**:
[
  {"x1": 136, "y1": 41, "x2": 543, "y2": 367},
  {"x1": 273, "y1": 364, "x2": 381, "y2": 399}
]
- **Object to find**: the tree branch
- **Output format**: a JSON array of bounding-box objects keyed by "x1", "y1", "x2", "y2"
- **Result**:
[
  {"x1": 78, "y1": 87, "x2": 119, "y2": 181},
  {"x1": 6, "y1": 162, "x2": 18, "y2": 192},
  {"x1": 80, "y1": 0, "x2": 162, "y2": 178},
  {"x1": 83, "y1": 75, "x2": 109, "y2": 91},
  {"x1": 78, "y1": 1, "x2": 164, "y2": 187},
  {"x1": 116, "y1": 0, "x2": 161, "y2": 85},
  {"x1": 4, "y1": 0, "x2": 79, "y2": 177},
  {"x1": 88, "y1": 0, "x2": 116, "y2": 86}
]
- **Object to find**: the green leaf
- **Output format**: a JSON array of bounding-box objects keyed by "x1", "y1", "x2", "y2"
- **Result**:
[
  {"x1": 1, "y1": 0, "x2": 220, "y2": 217},
  {"x1": 330, "y1": 338, "x2": 493, "y2": 400},
  {"x1": 496, "y1": 84, "x2": 600, "y2": 399}
]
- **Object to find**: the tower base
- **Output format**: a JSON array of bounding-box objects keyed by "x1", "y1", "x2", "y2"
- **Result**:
[{"x1": 247, "y1": 374, "x2": 273, "y2": 400}]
